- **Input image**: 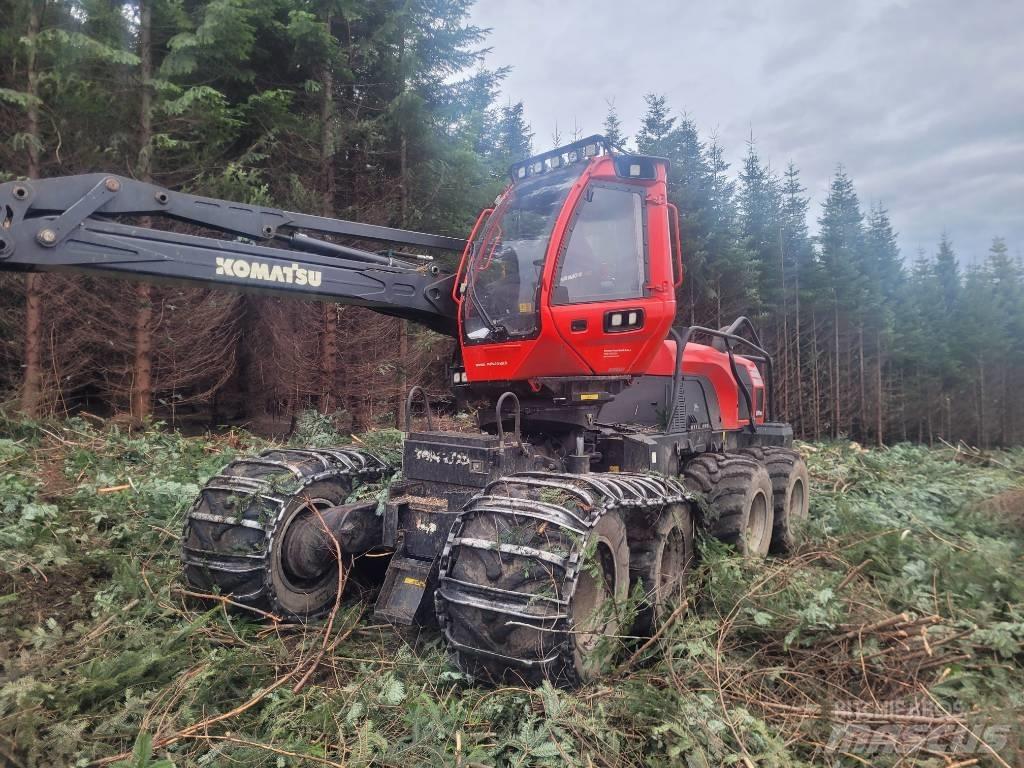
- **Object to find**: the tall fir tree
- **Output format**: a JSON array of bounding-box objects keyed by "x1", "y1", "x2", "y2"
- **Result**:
[
  {"x1": 602, "y1": 98, "x2": 626, "y2": 150},
  {"x1": 634, "y1": 93, "x2": 674, "y2": 156},
  {"x1": 496, "y1": 101, "x2": 532, "y2": 167}
]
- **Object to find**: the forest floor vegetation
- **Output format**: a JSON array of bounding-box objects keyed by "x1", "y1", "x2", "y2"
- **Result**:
[{"x1": 0, "y1": 413, "x2": 1022, "y2": 767}]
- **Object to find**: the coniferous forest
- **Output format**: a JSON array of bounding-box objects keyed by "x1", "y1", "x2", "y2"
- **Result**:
[{"x1": 2, "y1": 0, "x2": 1022, "y2": 448}]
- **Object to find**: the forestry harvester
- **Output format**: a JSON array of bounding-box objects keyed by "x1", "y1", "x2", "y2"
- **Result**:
[{"x1": 0, "y1": 136, "x2": 809, "y2": 685}]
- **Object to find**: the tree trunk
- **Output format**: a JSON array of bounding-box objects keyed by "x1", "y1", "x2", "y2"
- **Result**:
[
  {"x1": 320, "y1": 304, "x2": 336, "y2": 413},
  {"x1": 22, "y1": 275, "x2": 42, "y2": 415},
  {"x1": 318, "y1": 15, "x2": 337, "y2": 414},
  {"x1": 715, "y1": 277, "x2": 722, "y2": 329},
  {"x1": 945, "y1": 394, "x2": 952, "y2": 444},
  {"x1": 396, "y1": 320, "x2": 409, "y2": 429},
  {"x1": 320, "y1": 17, "x2": 336, "y2": 216},
  {"x1": 131, "y1": 285, "x2": 153, "y2": 420},
  {"x1": 811, "y1": 309, "x2": 820, "y2": 439},
  {"x1": 395, "y1": 131, "x2": 410, "y2": 428},
  {"x1": 833, "y1": 297, "x2": 840, "y2": 439},
  {"x1": 899, "y1": 369, "x2": 907, "y2": 442},
  {"x1": 131, "y1": 0, "x2": 154, "y2": 420},
  {"x1": 24, "y1": 0, "x2": 41, "y2": 176},
  {"x1": 1000, "y1": 367, "x2": 1008, "y2": 447},
  {"x1": 794, "y1": 263, "x2": 804, "y2": 437},
  {"x1": 926, "y1": 381, "x2": 933, "y2": 446},
  {"x1": 779, "y1": 227, "x2": 790, "y2": 424},
  {"x1": 858, "y1": 325, "x2": 866, "y2": 442},
  {"x1": 875, "y1": 330, "x2": 883, "y2": 446},
  {"x1": 21, "y1": 0, "x2": 43, "y2": 416},
  {"x1": 977, "y1": 358, "x2": 985, "y2": 448}
]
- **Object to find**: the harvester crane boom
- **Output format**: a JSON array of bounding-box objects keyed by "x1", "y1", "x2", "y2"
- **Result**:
[{"x1": 0, "y1": 173, "x2": 464, "y2": 334}]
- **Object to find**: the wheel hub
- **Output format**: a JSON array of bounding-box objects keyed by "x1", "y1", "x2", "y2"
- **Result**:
[
  {"x1": 791, "y1": 478, "x2": 806, "y2": 518},
  {"x1": 746, "y1": 492, "x2": 769, "y2": 549},
  {"x1": 280, "y1": 499, "x2": 340, "y2": 584}
]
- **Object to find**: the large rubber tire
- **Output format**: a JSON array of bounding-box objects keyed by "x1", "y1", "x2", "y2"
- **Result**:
[
  {"x1": 181, "y1": 447, "x2": 388, "y2": 621},
  {"x1": 682, "y1": 454, "x2": 775, "y2": 557},
  {"x1": 436, "y1": 472, "x2": 689, "y2": 686},
  {"x1": 628, "y1": 502, "x2": 695, "y2": 635},
  {"x1": 569, "y1": 511, "x2": 630, "y2": 680},
  {"x1": 439, "y1": 501, "x2": 630, "y2": 685},
  {"x1": 739, "y1": 447, "x2": 810, "y2": 553}
]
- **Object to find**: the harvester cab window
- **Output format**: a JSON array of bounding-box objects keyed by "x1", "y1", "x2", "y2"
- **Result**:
[
  {"x1": 554, "y1": 184, "x2": 646, "y2": 305},
  {"x1": 462, "y1": 165, "x2": 582, "y2": 342}
]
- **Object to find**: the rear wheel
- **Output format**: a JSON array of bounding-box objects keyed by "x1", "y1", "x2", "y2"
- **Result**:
[
  {"x1": 682, "y1": 454, "x2": 775, "y2": 557},
  {"x1": 739, "y1": 447, "x2": 810, "y2": 552}
]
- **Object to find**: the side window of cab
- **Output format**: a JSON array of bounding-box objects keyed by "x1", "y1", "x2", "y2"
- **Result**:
[{"x1": 552, "y1": 184, "x2": 647, "y2": 305}]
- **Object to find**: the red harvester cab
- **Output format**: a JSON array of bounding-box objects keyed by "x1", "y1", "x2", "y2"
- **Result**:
[{"x1": 455, "y1": 136, "x2": 679, "y2": 382}]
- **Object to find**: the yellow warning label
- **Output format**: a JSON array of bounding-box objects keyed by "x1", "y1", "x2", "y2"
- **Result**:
[
  {"x1": 579, "y1": 393, "x2": 599, "y2": 401},
  {"x1": 403, "y1": 577, "x2": 426, "y2": 589},
  {"x1": 519, "y1": 302, "x2": 532, "y2": 313}
]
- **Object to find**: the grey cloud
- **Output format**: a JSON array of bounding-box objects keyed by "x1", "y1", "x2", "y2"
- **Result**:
[{"x1": 471, "y1": 0, "x2": 1023, "y2": 262}]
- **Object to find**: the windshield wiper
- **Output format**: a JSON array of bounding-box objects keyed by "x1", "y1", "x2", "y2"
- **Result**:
[
  {"x1": 470, "y1": 286, "x2": 508, "y2": 340},
  {"x1": 465, "y1": 251, "x2": 509, "y2": 340}
]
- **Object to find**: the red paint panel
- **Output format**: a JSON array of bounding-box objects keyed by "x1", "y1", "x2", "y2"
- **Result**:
[{"x1": 647, "y1": 340, "x2": 765, "y2": 430}]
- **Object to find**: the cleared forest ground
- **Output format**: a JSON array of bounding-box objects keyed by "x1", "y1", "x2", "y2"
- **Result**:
[{"x1": 0, "y1": 414, "x2": 1022, "y2": 767}]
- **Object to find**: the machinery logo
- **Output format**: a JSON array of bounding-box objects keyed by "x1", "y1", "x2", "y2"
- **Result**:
[{"x1": 215, "y1": 257, "x2": 322, "y2": 288}]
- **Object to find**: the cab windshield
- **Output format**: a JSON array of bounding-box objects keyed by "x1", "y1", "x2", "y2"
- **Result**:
[{"x1": 462, "y1": 164, "x2": 583, "y2": 342}]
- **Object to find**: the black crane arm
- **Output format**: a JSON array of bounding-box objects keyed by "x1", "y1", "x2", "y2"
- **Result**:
[{"x1": 0, "y1": 174, "x2": 465, "y2": 335}]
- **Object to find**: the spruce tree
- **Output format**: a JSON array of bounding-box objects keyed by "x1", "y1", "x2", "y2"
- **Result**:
[
  {"x1": 817, "y1": 166, "x2": 868, "y2": 437},
  {"x1": 934, "y1": 233, "x2": 961, "y2": 312},
  {"x1": 738, "y1": 138, "x2": 783, "y2": 319},
  {"x1": 703, "y1": 138, "x2": 754, "y2": 327},
  {"x1": 634, "y1": 93, "x2": 675, "y2": 156},
  {"x1": 497, "y1": 101, "x2": 533, "y2": 166},
  {"x1": 602, "y1": 98, "x2": 626, "y2": 150}
]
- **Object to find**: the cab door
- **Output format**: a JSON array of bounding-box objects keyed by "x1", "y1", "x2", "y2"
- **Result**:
[{"x1": 546, "y1": 181, "x2": 675, "y2": 376}]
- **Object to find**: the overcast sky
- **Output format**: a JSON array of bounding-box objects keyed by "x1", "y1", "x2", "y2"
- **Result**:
[{"x1": 469, "y1": 0, "x2": 1023, "y2": 265}]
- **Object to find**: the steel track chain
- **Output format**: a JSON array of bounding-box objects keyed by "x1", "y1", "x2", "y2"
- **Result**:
[
  {"x1": 181, "y1": 446, "x2": 390, "y2": 617},
  {"x1": 435, "y1": 471, "x2": 693, "y2": 685}
]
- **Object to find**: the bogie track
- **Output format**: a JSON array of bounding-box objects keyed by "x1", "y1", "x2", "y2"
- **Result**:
[
  {"x1": 435, "y1": 471, "x2": 693, "y2": 686},
  {"x1": 181, "y1": 447, "x2": 390, "y2": 620}
]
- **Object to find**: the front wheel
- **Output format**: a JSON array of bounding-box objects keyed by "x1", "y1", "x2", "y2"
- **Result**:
[
  {"x1": 628, "y1": 502, "x2": 695, "y2": 634},
  {"x1": 181, "y1": 447, "x2": 389, "y2": 621}
]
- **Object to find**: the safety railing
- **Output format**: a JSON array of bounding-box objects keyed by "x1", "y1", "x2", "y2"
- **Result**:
[{"x1": 668, "y1": 317, "x2": 774, "y2": 434}]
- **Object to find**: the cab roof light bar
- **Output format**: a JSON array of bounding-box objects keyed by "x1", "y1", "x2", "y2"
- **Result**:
[
  {"x1": 508, "y1": 134, "x2": 609, "y2": 181},
  {"x1": 508, "y1": 135, "x2": 670, "y2": 182}
]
